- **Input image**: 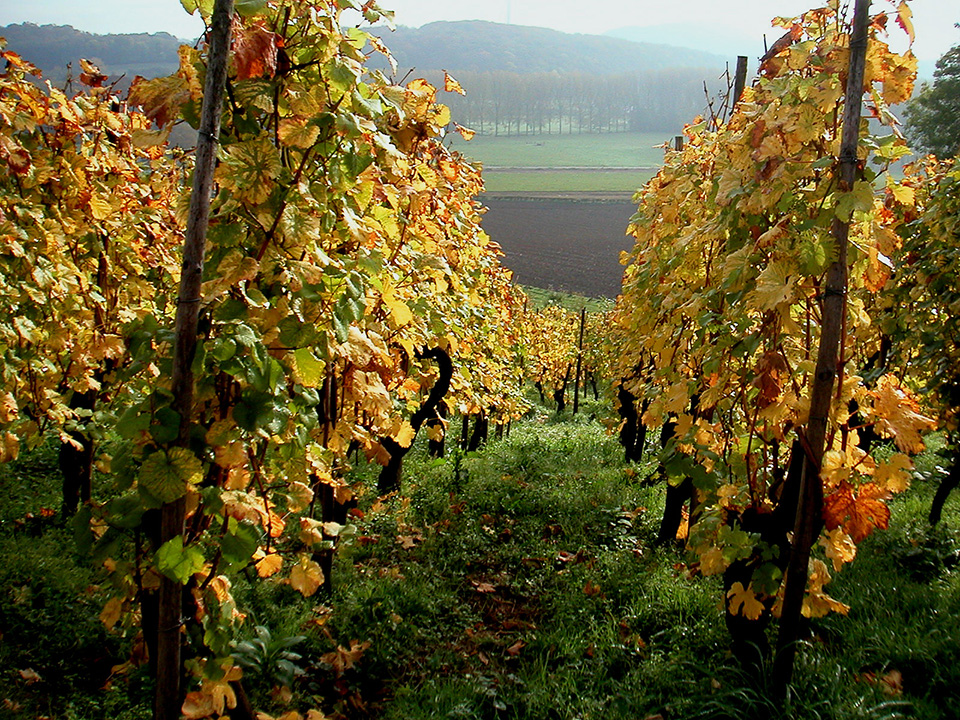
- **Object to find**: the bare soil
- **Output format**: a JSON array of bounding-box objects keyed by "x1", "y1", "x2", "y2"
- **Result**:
[{"x1": 480, "y1": 195, "x2": 637, "y2": 299}]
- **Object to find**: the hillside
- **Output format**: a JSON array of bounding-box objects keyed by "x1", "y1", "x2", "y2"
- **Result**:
[
  {"x1": 606, "y1": 23, "x2": 761, "y2": 64},
  {"x1": 0, "y1": 21, "x2": 728, "y2": 135},
  {"x1": 0, "y1": 22, "x2": 182, "y2": 84},
  {"x1": 369, "y1": 20, "x2": 727, "y2": 75},
  {"x1": 1, "y1": 20, "x2": 726, "y2": 85}
]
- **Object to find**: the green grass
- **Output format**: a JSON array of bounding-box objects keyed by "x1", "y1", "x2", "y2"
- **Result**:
[
  {"x1": 1, "y1": 412, "x2": 958, "y2": 719},
  {"x1": 521, "y1": 285, "x2": 614, "y2": 312},
  {"x1": 482, "y1": 169, "x2": 654, "y2": 194},
  {"x1": 447, "y1": 132, "x2": 670, "y2": 169},
  {"x1": 312, "y1": 418, "x2": 960, "y2": 719}
]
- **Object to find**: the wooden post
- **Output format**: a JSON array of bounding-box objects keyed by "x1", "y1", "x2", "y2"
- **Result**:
[
  {"x1": 732, "y1": 55, "x2": 748, "y2": 110},
  {"x1": 155, "y1": 1, "x2": 233, "y2": 719},
  {"x1": 674, "y1": 135, "x2": 683, "y2": 151},
  {"x1": 573, "y1": 307, "x2": 586, "y2": 414},
  {"x1": 772, "y1": 0, "x2": 870, "y2": 697}
]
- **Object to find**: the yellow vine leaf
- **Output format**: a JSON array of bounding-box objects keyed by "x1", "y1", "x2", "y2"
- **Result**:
[
  {"x1": 747, "y1": 260, "x2": 797, "y2": 311},
  {"x1": 88, "y1": 195, "x2": 113, "y2": 221},
  {"x1": 394, "y1": 420, "x2": 417, "y2": 448},
  {"x1": 384, "y1": 294, "x2": 413, "y2": 327},
  {"x1": 727, "y1": 582, "x2": 765, "y2": 620},
  {"x1": 215, "y1": 441, "x2": 247, "y2": 469},
  {"x1": 181, "y1": 691, "x2": 216, "y2": 720},
  {"x1": 286, "y1": 481, "x2": 314, "y2": 513},
  {"x1": 255, "y1": 553, "x2": 283, "y2": 578},
  {"x1": 278, "y1": 118, "x2": 320, "y2": 149},
  {"x1": 444, "y1": 71, "x2": 466, "y2": 95},
  {"x1": 871, "y1": 375, "x2": 936, "y2": 454},
  {"x1": 819, "y1": 528, "x2": 857, "y2": 572},
  {"x1": 452, "y1": 122, "x2": 475, "y2": 140},
  {"x1": 803, "y1": 559, "x2": 850, "y2": 618},
  {"x1": 883, "y1": 50, "x2": 917, "y2": 104},
  {"x1": 288, "y1": 555, "x2": 324, "y2": 597},
  {"x1": 699, "y1": 546, "x2": 727, "y2": 576},
  {"x1": 0, "y1": 393, "x2": 17, "y2": 422},
  {"x1": 873, "y1": 453, "x2": 913, "y2": 494},
  {"x1": 425, "y1": 422, "x2": 445, "y2": 442},
  {"x1": 299, "y1": 517, "x2": 324, "y2": 547}
]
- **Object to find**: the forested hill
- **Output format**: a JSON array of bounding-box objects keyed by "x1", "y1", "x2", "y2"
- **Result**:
[
  {"x1": 1, "y1": 20, "x2": 727, "y2": 134},
  {"x1": 0, "y1": 23, "x2": 183, "y2": 84},
  {"x1": 368, "y1": 20, "x2": 727, "y2": 75},
  {"x1": 1, "y1": 20, "x2": 726, "y2": 84}
]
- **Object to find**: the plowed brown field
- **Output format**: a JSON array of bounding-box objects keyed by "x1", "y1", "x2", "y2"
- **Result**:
[{"x1": 480, "y1": 196, "x2": 637, "y2": 299}]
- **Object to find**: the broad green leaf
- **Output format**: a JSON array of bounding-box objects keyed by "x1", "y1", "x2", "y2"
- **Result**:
[
  {"x1": 221, "y1": 521, "x2": 260, "y2": 567},
  {"x1": 293, "y1": 348, "x2": 325, "y2": 388},
  {"x1": 235, "y1": 0, "x2": 267, "y2": 16},
  {"x1": 138, "y1": 447, "x2": 203, "y2": 504},
  {"x1": 149, "y1": 407, "x2": 181, "y2": 444},
  {"x1": 833, "y1": 180, "x2": 875, "y2": 222},
  {"x1": 157, "y1": 536, "x2": 205, "y2": 584}
]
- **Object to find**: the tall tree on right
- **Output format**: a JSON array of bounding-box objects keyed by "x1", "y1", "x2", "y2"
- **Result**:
[{"x1": 906, "y1": 34, "x2": 960, "y2": 158}]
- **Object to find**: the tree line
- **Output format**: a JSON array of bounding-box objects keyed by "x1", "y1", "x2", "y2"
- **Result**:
[{"x1": 425, "y1": 67, "x2": 728, "y2": 136}]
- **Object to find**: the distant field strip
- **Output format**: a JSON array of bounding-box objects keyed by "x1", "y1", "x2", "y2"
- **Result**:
[
  {"x1": 483, "y1": 168, "x2": 655, "y2": 193},
  {"x1": 448, "y1": 131, "x2": 671, "y2": 169}
]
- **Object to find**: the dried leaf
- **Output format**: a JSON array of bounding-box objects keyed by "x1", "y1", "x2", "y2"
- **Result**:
[
  {"x1": 321, "y1": 640, "x2": 370, "y2": 675},
  {"x1": 100, "y1": 596, "x2": 124, "y2": 630},
  {"x1": 18, "y1": 668, "x2": 41, "y2": 685},
  {"x1": 288, "y1": 556, "x2": 324, "y2": 596},
  {"x1": 444, "y1": 71, "x2": 466, "y2": 96},
  {"x1": 823, "y1": 481, "x2": 891, "y2": 542},
  {"x1": 255, "y1": 553, "x2": 283, "y2": 578},
  {"x1": 233, "y1": 22, "x2": 282, "y2": 80}
]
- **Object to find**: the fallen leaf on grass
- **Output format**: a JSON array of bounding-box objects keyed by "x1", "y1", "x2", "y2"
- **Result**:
[
  {"x1": 583, "y1": 581, "x2": 603, "y2": 597},
  {"x1": 505, "y1": 640, "x2": 525, "y2": 656},
  {"x1": 321, "y1": 640, "x2": 371, "y2": 676},
  {"x1": 18, "y1": 668, "x2": 41, "y2": 684},
  {"x1": 472, "y1": 580, "x2": 496, "y2": 593},
  {"x1": 881, "y1": 669, "x2": 903, "y2": 696},
  {"x1": 397, "y1": 534, "x2": 418, "y2": 549}
]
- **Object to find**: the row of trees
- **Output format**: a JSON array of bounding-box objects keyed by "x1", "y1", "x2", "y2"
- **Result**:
[{"x1": 427, "y1": 68, "x2": 728, "y2": 137}]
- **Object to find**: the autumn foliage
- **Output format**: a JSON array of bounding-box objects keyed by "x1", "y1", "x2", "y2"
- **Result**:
[
  {"x1": 612, "y1": 0, "x2": 934, "y2": 624},
  {"x1": 2, "y1": 0, "x2": 529, "y2": 713}
]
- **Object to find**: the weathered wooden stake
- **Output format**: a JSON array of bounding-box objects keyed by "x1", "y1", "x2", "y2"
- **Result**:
[
  {"x1": 732, "y1": 55, "x2": 748, "y2": 109},
  {"x1": 772, "y1": 0, "x2": 870, "y2": 697},
  {"x1": 573, "y1": 307, "x2": 585, "y2": 414},
  {"x1": 155, "y1": 1, "x2": 232, "y2": 718}
]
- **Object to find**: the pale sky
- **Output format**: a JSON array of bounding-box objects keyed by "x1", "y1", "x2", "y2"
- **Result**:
[{"x1": 1, "y1": 0, "x2": 956, "y2": 61}]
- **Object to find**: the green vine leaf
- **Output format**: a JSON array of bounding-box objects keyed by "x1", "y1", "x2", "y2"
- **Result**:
[
  {"x1": 157, "y1": 536, "x2": 205, "y2": 584},
  {"x1": 138, "y1": 447, "x2": 203, "y2": 503}
]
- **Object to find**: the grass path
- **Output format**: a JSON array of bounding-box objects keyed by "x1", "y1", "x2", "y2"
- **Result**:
[
  {"x1": 0, "y1": 412, "x2": 958, "y2": 719},
  {"x1": 304, "y1": 416, "x2": 960, "y2": 719}
]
